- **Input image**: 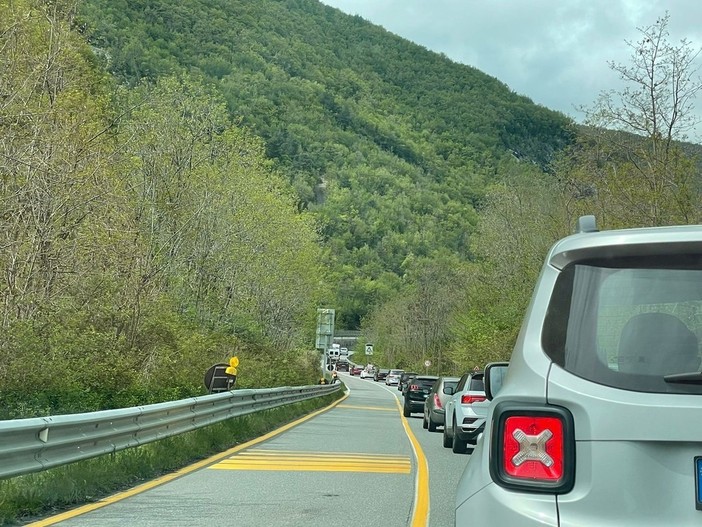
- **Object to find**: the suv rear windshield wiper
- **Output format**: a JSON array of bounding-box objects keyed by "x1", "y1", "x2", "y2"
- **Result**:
[{"x1": 663, "y1": 372, "x2": 702, "y2": 384}]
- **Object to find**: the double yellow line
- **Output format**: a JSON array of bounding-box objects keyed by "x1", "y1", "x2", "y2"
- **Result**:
[
  {"x1": 30, "y1": 387, "x2": 431, "y2": 526},
  {"x1": 211, "y1": 449, "x2": 411, "y2": 473}
]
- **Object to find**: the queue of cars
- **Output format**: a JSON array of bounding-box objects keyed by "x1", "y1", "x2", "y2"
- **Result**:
[
  {"x1": 347, "y1": 363, "x2": 493, "y2": 455},
  {"x1": 347, "y1": 364, "x2": 494, "y2": 458}
]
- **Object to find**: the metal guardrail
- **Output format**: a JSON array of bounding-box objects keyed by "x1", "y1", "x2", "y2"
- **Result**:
[{"x1": 0, "y1": 383, "x2": 341, "y2": 480}]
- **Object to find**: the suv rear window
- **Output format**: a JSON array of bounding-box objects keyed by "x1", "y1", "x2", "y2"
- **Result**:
[
  {"x1": 416, "y1": 378, "x2": 438, "y2": 389},
  {"x1": 543, "y1": 256, "x2": 702, "y2": 394},
  {"x1": 468, "y1": 376, "x2": 484, "y2": 391}
]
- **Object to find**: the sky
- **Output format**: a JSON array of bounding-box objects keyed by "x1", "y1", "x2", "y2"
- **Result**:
[{"x1": 319, "y1": 0, "x2": 702, "y2": 140}]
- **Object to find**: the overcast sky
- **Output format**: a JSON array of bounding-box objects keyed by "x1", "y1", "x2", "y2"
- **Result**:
[{"x1": 319, "y1": 0, "x2": 702, "y2": 140}]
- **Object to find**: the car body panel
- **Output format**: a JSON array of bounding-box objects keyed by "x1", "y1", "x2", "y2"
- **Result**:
[
  {"x1": 456, "y1": 440, "x2": 559, "y2": 525},
  {"x1": 456, "y1": 221, "x2": 702, "y2": 526},
  {"x1": 335, "y1": 361, "x2": 349, "y2": 372},
  {"x1": 360, "y1": 368, "x2": 374, "y2": 379},
  {"x1": 374, "y1": 368, "x2": 389, "y2": 382},
  {"x1": 444, "y1": 372, "x2": 486, "y2": 443},
  {"x1": 398, "y1": 372, "x2": 418, "y2": 392},
  {"x1": 423, "y1": 377, "x2": 459, "y2": 428},
  {"x1": 403, "y1": 375, "x2": 438, "y2": 414},
  {"x1": 385, "y1": 369, "x2": 404, "y2": 386}
]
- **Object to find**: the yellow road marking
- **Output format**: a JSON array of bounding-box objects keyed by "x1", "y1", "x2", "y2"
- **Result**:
[
  {"x1": 27, "y1": 391, "x2": 350, "y2": 527},
  {"x1": 209, "y1": 449, "x2": 411, "y2": 473},
  {"x1": 337, "y1": 403, "x2": 396, "y2": 411},
  {"x1": 239, "y1": 449, "x2": 408, "y2": 460},
  {"x1": 396, "y1": 396, "x2": 430, "y2": 527},
  {"x1": 211, "y1": 464, "x2": 409, "y2": 473}
]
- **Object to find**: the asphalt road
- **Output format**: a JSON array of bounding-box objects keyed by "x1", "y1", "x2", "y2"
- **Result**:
[{"x1": 36, "y1": 372, "x2": 472, "y2": 527}]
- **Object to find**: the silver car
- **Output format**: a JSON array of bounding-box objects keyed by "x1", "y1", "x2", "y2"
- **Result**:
[
  {"x1": 456, "y1": 216, "x2": 702, "y2": 526},
  {"x1": 385, "y1": 369, "x2": 404, "y2": 386}
]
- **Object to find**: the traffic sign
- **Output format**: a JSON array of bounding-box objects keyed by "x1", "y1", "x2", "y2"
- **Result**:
[
  {"x1": 424, "y1": 360, "x2": 431, "y2": 367},
  {"x1": 365, "y1": 343, "x2": 374, "y2": 355},
  {"x1": 204, "y1": 363, "x2": 236, "y2": 393}
]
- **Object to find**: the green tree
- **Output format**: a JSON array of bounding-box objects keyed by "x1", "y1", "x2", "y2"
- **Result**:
[{"x1": 576, "y1": 13, "x2": 702, "y2": 227}]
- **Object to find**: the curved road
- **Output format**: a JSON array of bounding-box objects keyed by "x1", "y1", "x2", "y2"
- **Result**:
[{"x1": 33, "y1": 373, "x2": 471, "y2": 527}]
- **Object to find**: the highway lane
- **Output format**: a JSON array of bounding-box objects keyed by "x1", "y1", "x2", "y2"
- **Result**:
[
  {"x1": 35, "y1": 372, "x2": 472, "y2": 527},
  {"x1": 349, "y1": 374, "x2": 473, "y2": 527}
]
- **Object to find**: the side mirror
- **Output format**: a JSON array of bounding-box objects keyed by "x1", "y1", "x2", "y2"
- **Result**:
[
  {"x1": 443, "y1": 386, "x2": 454, "y2": 396},
  {"x1": 484, "y1": 362, "x2": 509, "y2": 400}
]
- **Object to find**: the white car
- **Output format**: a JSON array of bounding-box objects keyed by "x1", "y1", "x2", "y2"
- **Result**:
[
  {"x1": 360, "y1": 368, "x2": 373, "y2": 379},
  {"x1": 385, "y1": 369, "x2": 404, "y2": 385}
]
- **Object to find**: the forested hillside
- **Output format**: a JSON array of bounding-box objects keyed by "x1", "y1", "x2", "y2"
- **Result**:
[
  {"x1": 0, "y1": 0, "x2": 327, "y2": 417},
  {"x1": 77, "y1": 0, "x2": 574, "y2": 327},
  {"x1": 2, "y1": 0, "x2": 699, "y2": 418}
]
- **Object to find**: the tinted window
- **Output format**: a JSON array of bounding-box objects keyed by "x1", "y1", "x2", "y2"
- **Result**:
[
  {"x1": 543, "y1": 257, "x2": 702, "y2": 394},
  {"x1": 444, "y1": 380, "x2": 458, "y2": 391},
  {"x1": 469, "y1": 376, "x2": 484, "y2": 391}
]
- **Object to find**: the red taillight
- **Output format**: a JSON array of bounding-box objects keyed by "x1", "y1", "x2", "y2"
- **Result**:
[
  {"x1": 490, "y1": 404, "x2": 575, "y2": 494},
  {"x1": 433, "y1": 393, "x2": 442, "y2": 409},
  {"x1": 461, "y1": 394, "x2": 486, "y2": 404},
  {"x1": 502, "y1": 416, "x2": 564, "y2": 481}
]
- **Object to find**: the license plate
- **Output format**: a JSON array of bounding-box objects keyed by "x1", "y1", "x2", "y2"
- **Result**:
[{"x1": 696, "y1": 457, "x2": 702, "y2": 510}]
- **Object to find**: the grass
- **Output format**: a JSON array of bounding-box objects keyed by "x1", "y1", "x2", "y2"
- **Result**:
[{"x1": 0, "y1": 389, "x2": 343, "y2": 526}]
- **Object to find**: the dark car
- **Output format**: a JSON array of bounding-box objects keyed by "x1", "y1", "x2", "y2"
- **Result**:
[
  {"x1": 403, "y1": 375, "x2": 439, "y2": 417},
  {"x1": 336, "y1": 361, "x2": 349, "y2": 372},
  {"x1": 398, "y1": 372, "x2": 418, "y2": 392},
  {"x1": 423, "y1": 376, "x2": 460, "y2": 431},
  {"x1": 374, "y1": 368, "x2": 389, "y2": 382}
]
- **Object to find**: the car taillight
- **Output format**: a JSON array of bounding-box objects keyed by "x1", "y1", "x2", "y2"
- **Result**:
[
  {"x1": 489, "y1": 403, "x2": 575, "y2": 494},
  {"x1": 433, "y1": 393, "x2": 442, "y2": 409},
  {"x1": 503, "y1": 416, "x2": 563, "y2": 480},
  {"x1": 460, "y1": 394, "x2": 486, "y2": 404},
  {"x1": 410, "y1": 384, "x2": 419, "y2": 391}
]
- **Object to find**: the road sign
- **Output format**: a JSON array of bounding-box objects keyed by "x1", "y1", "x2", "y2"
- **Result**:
[
  {"x1": 365, "y1": 343, "x2": 374, "y2": 355},
  {"x1": 204, "y1": 363, "x2": 236, "y2": 393},
  {"x1": 424, "y1": 360, "x2": 431, "y2": 367},
  {"x1": 315, "y1": 308, "x2": 335, "y2": 351}
]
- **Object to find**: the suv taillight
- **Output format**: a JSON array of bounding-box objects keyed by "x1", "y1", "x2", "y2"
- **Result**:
[
  {"x1": 461, "y1": 394, "x2": 486, "y2": 404},
  {"x1": 433, "y1": 393, "x2": 442, "y2": 409},
  {"x1": 489, "y1": 403, "x2": 575, "y2": 494}
]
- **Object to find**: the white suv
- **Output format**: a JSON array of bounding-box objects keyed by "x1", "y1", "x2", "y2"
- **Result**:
[
  {"x1": 443, "y1": 371, "x2": 486, "y2": 453},
  {"x1": 456, "y1": 216, "x2": 702, "y2": 526}
]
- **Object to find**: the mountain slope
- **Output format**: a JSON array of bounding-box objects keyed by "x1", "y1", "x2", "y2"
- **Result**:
[{"x1": 78, "y1": 0, "x2": 574, "y2": 326}]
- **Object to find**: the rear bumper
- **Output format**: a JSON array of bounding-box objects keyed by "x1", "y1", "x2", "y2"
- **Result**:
[
  {"x1": 456, "y1": 422, "x2": 484, "y2": 441},
  {"x1": 405, "y1": 396, "x2": 427, "y2": 411},
  {"x1": 429, "y1": 408, "x2": 445, "y2": 423},
  {"x1": 456, "y1": 482, "x2": 558, "y2": 526}
]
